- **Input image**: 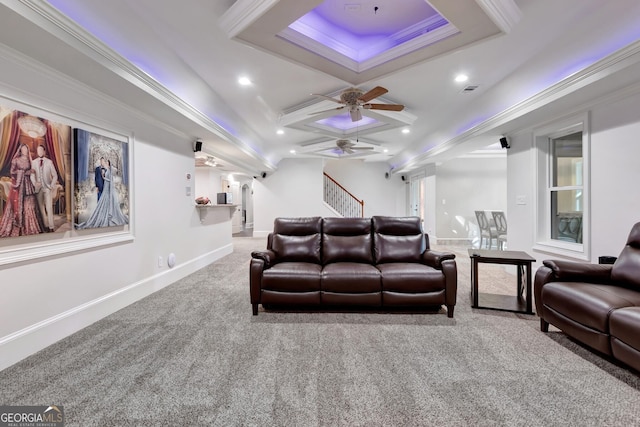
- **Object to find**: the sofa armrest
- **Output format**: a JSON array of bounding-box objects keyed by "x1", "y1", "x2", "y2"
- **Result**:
[
  {"x1": 534, "y1": 260, "x2": 613, "y2": 321},
  {"x1": 533, "y1": 265, "x2": 555, "y2": 317},
  {"x1": 440, "y1": 259, "x2": 457, "y2": 316},
  {"x1": 250, "y1": 257, "x2": 268, "y2": 306},
  {"x1": 422, "y1": 250, "x2": 456, "y2": 269},
  {"x1": 542, "y1": 259, "x2": 613, "y2": 283},
  {"x1": 251, "y1": 249, "x2": 276, "y2": 269}
]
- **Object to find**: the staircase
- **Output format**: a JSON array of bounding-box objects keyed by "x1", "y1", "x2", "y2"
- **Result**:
[{"x1": 323, "y1": 172, "x2": 364, "y2": 217}]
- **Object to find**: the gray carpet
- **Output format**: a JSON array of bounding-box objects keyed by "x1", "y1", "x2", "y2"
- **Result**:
[{"x1": 1, "y1": 237, "x2": 639, "y2": 426}]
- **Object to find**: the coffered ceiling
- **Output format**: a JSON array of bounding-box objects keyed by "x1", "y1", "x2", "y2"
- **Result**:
[
  {"x1": 220, "y1": 0, "x2": 519, "y2": 84},
  {"x1": 2, "y1": 0, "x2": 640, "y2": 175}
]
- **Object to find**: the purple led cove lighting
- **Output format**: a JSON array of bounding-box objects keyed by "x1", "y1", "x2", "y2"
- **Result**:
[
  {"x1": 316, "y1": 113, "x2": 378, "y2": 131},
  {"x1": 290, "y1": 11, "x2": 387, "y2": 60},
  {"x1": 290, "y1": 6, "x2": 447, "y2": 63}
]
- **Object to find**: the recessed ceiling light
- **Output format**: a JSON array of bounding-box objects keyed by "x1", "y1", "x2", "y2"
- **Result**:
[
  {"x1": 238, "y1": 76, "x2": 252, "y2": 86},
  {"x1": 276, "y1": 129, "x2": 284, "y2": 135},
  {"x1": 455, "y1": 74, "x2": 469, "y2": 83},
  {"x1": 383, "y1": 149, "x2": 389, "y2": 153},
  {"x1": 402, "y1": 128, "x2": 410, "y2": 134},
  {"x1": 289, "y1": 149, "x2": 296, "y2": 154}
]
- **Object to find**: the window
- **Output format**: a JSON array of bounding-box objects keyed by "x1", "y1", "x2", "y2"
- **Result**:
[{"x1": 534, "y1": 114, "x2": 589, "y2": 259}]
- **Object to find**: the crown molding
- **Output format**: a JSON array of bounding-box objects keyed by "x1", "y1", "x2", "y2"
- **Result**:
[
  {"x1": 0, "y1": 41, "x2": 186, "y2": 140},
  {"x1": 359, "y1": 24, "x2": 459, "y2": 73},
  {"x1": 219, "y1": 0, "x2": 281, "y2": 38},
  {"x1": 278, "y1": 27, "x2": 358, "y2": 71},
  {"x1": 1, "y1": 0, "x2": 276, "y2": 172},
  {"x1": 392, "y1": 39, "x2": 640, "y2": 172},
  {"x1": 475, "y1": 0, "x2": 522, "y2": 33},
  {"x1": 280, "y1": 21, "x2": 458, "y2": 74},
  {"x1": 281, "y1": 14, "x2": 455, "y2": 73}
]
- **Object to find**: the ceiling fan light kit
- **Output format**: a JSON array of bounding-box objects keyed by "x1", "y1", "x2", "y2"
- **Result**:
[
  {"x1": 310, "y1": 86, "x2": 405, "y2": 122},
  {"x1": 336, "y1": 139, "x2": 375, "y2": 154}
]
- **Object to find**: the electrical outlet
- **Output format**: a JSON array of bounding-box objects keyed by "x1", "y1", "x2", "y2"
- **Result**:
[
  {"x1": 516, "y1": 195, "x2": 527, "y2": 205},
  {"x1": 157, "y1": 256, "x2": 163, "y2": 268}
]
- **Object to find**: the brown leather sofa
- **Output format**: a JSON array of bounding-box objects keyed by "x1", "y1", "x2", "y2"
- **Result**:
[
  {"x1": 250, "y1": 216, "x2": 457, "y2": 317},
  {"x1": 534, "y1": 221, "x2": 640, "y2": 372}
]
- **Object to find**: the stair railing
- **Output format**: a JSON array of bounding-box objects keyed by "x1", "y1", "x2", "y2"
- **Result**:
[{"x1": 323, "y1": 172, "x2": 364, "y2": 217}]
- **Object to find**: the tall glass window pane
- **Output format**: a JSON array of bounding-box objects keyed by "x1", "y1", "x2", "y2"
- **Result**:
[
  {"x1": 550, "y1": 190, "x2": 583, "y2": 243},
  {"x1": 552, "y1": 132, "x2": 582, "y2": 187},
  {"x1": 550, "y1": 131, "x2": 583, "y2": 243}
]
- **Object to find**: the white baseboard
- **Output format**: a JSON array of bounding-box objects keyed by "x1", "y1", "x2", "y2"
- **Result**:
[
  {"x1": 435, "y1": 238, "x2": 472, "y2": 246},
  {"x1": 0, "y1": 244, "x2": 233, "y2": 372}
]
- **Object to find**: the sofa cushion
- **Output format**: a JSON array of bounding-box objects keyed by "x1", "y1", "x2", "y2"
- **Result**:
[
  {"x1": 540, "y1": 281, "x2": 640, "y2": 333},
  {"x1": 373, "y1": 215, "x2": 423, "y2": 236},
  {"x1": 377, "y1": 263, "x2": 445, "y2": 292},
  {"x1": 609, "y1": 307, "x2": 640, "y2": 372},
  {"x1": 272, "y1": 234, "x2": 322, "y2": 263},
  {"x1": 611, "y1": 222, "x2": 640, "y2": 290},
  {"x1": 274, "y1": 216, "x2": 322, "y2": 235},
  {"x1": 271, "y1": 217, "x2": 322, "y2": 263},
  {"x1": 262, "y1": 262, "x2": 322, "y2": 292},
  {"x1": 372, "y1": 216, "x2": 425, "y2": 264},
  {"x1": 321, "y1": 263, "x2": 381, "y2": 293},
  {"x1": 323, "y1": 217, "x2": 373, "y2": 264},
  {"x1": 609, "y1": 307, "x2": 640, "y2": 351},
  {"x1": 323, "y1": 217, "x2": 371, "y2": 235}
]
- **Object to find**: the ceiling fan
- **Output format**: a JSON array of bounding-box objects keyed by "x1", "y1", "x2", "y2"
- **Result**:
[
  {"x1": 195, "y1": 154, "x2": 221, "y2": 168},
  {"x1": 310, "y1": 86, "x2": 404, "y2": 122},
  {"x1": 335, "y1": 139, "x2": 374, "y2": 154}
]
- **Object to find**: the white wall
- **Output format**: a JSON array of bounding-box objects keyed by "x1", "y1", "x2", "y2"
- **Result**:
[
  {"x1": 434, "y1": 156, "x2": 507, "y2": 241},
  {"x1": 0, "y1": 46, "x2": 233, "y2": 370},
  {"x1": 507, "y1": 89, "x2": 640, "y2": 267},
  {"x1": 252, "y1": 158, "x2": 408, "y2": 236},
  {"x1": 194, "y1": 167, "x2": 223, "y2": 201},
  {"x1": 323, "y1": 160, "x2": 407, "y2": 217},
  {"x1": 253, "y1": 158, "x2": 329, "y2": 236},
  {"x1": 424, "y1": 165, "x2": 437, "y2": 239},
  {"x1": 504, "y1": 132, "x2": 534, "y2": 255},
  {"x1": 590, "y1": 91, "x2": 640, "y2": 256},
  {"x1": 241, "y1": 181, "x2": 254, "y2": 229}
]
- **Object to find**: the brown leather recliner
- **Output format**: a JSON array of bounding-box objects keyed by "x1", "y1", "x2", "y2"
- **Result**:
[
  {"x1": 534, "y1": 221, "x2": 640, "y2": 371},
  {"x1": 250, "y1": 216, "x2": 457, "y2": 317}
]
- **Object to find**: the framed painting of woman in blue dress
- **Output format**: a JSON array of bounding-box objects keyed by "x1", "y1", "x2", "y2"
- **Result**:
[
  {"x1": 0, "y1": 106, "x2": 72, "y2": 239},
  {"x1": 73, "y1": 128, "x2": 129, "y2": 230}
]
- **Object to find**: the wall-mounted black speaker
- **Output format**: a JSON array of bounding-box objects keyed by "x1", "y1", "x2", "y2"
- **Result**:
[
  {"x1": 261, "y1": 172, "x2": 267, "y2": 179},
  {"x1": 194, "y1": 140, "x2": 203, "y2": 152},
  {"x1": 499, "y1": 137, "x2": 510, "y2": 149},
  {"x1": 401, "y1": 175, "x2": 406, "y2": 181}
]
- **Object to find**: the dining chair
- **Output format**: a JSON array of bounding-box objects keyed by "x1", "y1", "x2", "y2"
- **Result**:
[
  {"x1": 557, "y1": 213, "x2": 582, "y2": 243},
  {"x1": 475, "y1": 210, "x2": 497, "y2": 249},
  {"x1": 492, "y1": 211, "x2": 508, "y2": 250}
]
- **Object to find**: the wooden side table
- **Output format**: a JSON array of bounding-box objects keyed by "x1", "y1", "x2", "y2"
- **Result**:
[{"x1": 468, "y1": 249, "x2": 536, "y2": 314}]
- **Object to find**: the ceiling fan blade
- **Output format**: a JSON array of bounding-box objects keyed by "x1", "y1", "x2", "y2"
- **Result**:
[
  {"x1": 349, "y1": 108, "x2": 362, "y2": 122},
  {"x1": 363, "y1": 103, "x2": 404, "y2": 111},
  {"x1": 309, "y1": 106, "x2": 345, "y2": 115},
  {"x1": 351, "y1": 146, "x2": 375, "y2": 150},
  {"x1": 311, "y1": 93, "x2": 344, "y2": 104},
  {"x1": 343, "y1": 148, "x2": 355, "y2": 154},
  {"x1": 358, "y1": 86, "x2": 388, "y2": 102}
]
